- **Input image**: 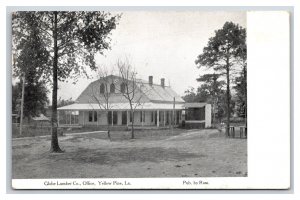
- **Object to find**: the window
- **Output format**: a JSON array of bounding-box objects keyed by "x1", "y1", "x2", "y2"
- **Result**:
[
  {"x1": 140, "y1": 111, "x2": 145, "y2": 122},
  {"x1": 122, "y1": 111, "x2": 127, "y2": 125},
  {"x1": 94, "y1": 111, "x2": 98, "y2": 122},
  {"x1": 159, "y1": 111, "x2": 164, "y2": 122},
  {"x1": 88, "y1": 111, "x2": 93, "y2": 122},
  {"x1": 108, "y1": 111, "x2": 112, "y2": 124},
  {"x1": 110, "y1": 83, "x2": 115, "y2": 93},
  {"x1": 176, "y1": 111, "x2": 180, "y2": 124},
  {"x1": 121, "y1": 83, "x2": 126, "y2": 93},
  {"x1": 71, "y1": 111, "x2": 79, "y2": 124},
  {"x1": 166, "y1": 111, "x2": 169, "y2": 125},
  {"x1": 151, "y1": 111, "x2": 154, "y2": 122},
  {"x1": 88, "y1": 111, "x2": 97, "y2": 122},
  {"x1": 113, "y1": 111, "x2": 118, "y2": 125},
  {"x1": 186, "y1": 107, "x2": 205, "y2": 120},
  {"x1": 63, "y1": 111, "x2": 79, "y2": 125},
  {"x1": 100, "y1": 83, "x2": 105, "y2": 94},
  {"x1": 130, "y1": 112, "x2": 133, "y2": 123}
]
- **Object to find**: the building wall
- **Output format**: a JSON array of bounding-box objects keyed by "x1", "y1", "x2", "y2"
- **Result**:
[
  {"x1": 117, "y1": 111, "x2": 122, "y2": 125},
  {"x1": 205, "y1": 104, "x2": 212, "y2": 128},
  {"x1": 98, "y1": 112, "x2": 108, "y2": 125},
  {"x1": 78, "y1": 111, "x2": 84, "y2": 125}
]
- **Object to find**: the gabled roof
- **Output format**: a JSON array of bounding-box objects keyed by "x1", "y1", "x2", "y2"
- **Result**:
[
  {"x1": 75, "y1": 75, "x2": 184, "y2": 104},
  {"x1": 139, "y1": 83, "x2": 184, "y2": 103},
  {"x1": 76, "y1": 76, "x2": 143, "y2": 104}
]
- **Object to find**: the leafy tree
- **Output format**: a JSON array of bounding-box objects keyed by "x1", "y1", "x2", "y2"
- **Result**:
[
  {"x1": 12, "y1": 84, "x2": 20, "y2": 115},
  {"x1": 233, "y1": 41, "x2": 247, "y2": 128},
  {"x1": 234, "y1": 70, "x2": 246, "y2": 116},
  {"x1": 12, "y1": 12, "x2": 50, "y2": 133},
  {"x1": 195, "y1": 21, "x2": 246, "y2": 135},
  {"x1": 12, "y1": 12, "x2": 50, "y2": 80},
  {"x1": 182, "y1": 87, "x2": 205, "y2": 102},
  {"x1": 196, "y1": 73, "x2": 225, "y2": 124},
  {"x1": 57, "y1": 97, "x2": 75, "y2": 107},
  {"x1": 235, "y1": 39, "x2": 247, "y2": 127},
  {"x1": 12, "y1": 37, "x2": 49, "y2": 122},
  {"x1": 214, "y1": 93, "x2": 226, "y2": 123},
  {"x1": 12, "y1": 80, "x2": 49, "y2": 122},
  {"x1": 12, "y1": 11, "x2": 120, "y2": 152}
]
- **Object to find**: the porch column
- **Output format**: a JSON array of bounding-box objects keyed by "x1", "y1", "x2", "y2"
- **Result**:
[
  {"x1": 157, "y1": 110, "x2": 159, "y2": 127},
  {"x1": 127, "y1": 110, "x2": 129, "y2": 126},
  {"x1": 83, "y1": 111, "x2": 85, "y2": 126},
  {"x1": 169, "y1": 110, "x2": 171, "y2": 128},
  {"x1": 142, "y1": 111, "x2": 144, "y2": 127},
  {"x1": 69, "y1": 111, "x2": 71, "y2": 125},
  {"x1": 163, "y1": 111, "x2": 166, "y2": 126},
  {"x1": 174, "y1": 111, "x2": 176, "y2": 125},
  {"x1": 97, "y1": 111, "x2": 99, "y2": 126}
]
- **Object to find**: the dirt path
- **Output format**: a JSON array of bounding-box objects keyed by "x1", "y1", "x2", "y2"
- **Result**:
[{"x1": 12, "y1": 129, "x2": 247, "y2": 179}]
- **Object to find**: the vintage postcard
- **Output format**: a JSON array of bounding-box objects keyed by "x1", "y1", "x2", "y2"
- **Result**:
[{"x1": 10, "y1": 9, "x2": 290, "y2": 189}]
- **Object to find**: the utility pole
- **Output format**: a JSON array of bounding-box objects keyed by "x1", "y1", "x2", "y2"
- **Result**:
[{"x1": 19, "y1": 75, "x2": 25, "y2": 136}]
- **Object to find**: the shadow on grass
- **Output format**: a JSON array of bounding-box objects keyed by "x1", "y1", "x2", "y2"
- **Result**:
[
  {"x1": 62, "y1": 129, "x2": 187, "y2": 142},
  {"x1": 46, "y1": 147, "x2": 205, "y2": 165}
]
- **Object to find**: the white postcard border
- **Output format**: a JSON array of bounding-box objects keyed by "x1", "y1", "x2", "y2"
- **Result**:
[{"x1": 11, "y1": 10, "x2": 291, "y2": 190}]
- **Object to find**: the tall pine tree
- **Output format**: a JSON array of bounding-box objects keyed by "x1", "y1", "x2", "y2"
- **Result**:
[{"x1": 195, "y1": 22, "x2": 246, "y2": 135}]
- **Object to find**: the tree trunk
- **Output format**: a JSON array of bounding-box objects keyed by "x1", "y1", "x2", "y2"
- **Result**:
[
  {"x1": 19, "y1": 75, "x2": 25, "y2": 136},
  {"x1": 50, "y1": 12, "x2": 63, "y2": 153},
  {"x1": 225, "y1": 60, "x2": 231, "y2": 137},
  {"x1": 130, "y1": 108, "x2": 134, "y2": 139},
  {"x1": 106, "y1": 111, "x2": 111, "y2": 140}
]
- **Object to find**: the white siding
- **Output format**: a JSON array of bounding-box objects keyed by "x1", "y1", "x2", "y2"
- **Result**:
[{"x1": 205, "y1": 104, "x2": 212, "y2": 128}]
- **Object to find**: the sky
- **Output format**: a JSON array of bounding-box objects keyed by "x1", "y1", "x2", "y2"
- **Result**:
[{"x1": 57, "y1": 11, "x2": 246, "y2": 101}]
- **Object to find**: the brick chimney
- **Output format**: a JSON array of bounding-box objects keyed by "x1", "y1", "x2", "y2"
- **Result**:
[
  {"x1": 149, "y1": 76, "x2": 153, "y2": 86},
  {"x1": 161, "y1": 78, "x2": 165, "y2": 88}
]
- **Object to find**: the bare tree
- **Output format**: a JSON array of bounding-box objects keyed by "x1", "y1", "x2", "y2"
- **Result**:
[
  {"x1": 116, "y1": 59, "x2": 147, "y2": 139},
  {"x1": 88, "y1": 66, "x2": 115, "y2": 140}
]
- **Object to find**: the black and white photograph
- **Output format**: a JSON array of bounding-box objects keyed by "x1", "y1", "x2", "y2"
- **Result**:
[{"x1": 9, "y1": 8, "x2": 290, "y2": 190}]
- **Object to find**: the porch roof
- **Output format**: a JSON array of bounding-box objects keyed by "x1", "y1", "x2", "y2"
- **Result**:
[
  {"x1": 184, "y1": 102, "x2": 207, "y2": 108},
  {"x1": 58, "y1": 102, "x2": 184, "y2": 111}
]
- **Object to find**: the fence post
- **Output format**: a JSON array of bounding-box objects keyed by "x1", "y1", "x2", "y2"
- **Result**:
[{"x1": 240, "y1": 127, "x2": 243, "y2": 138}]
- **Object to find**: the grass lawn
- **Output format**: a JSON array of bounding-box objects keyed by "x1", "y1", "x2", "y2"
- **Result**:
[{"x1": 12, "y1": 128, "x2": 247, "y2": 178}]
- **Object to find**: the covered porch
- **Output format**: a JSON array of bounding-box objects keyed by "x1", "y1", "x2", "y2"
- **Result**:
[
  {"x1": 183, "y1": 102, "x2": 212, "y2": 129},
  {"x1": 57, "y1": 102, "x2": 184, "y2": 128}
]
